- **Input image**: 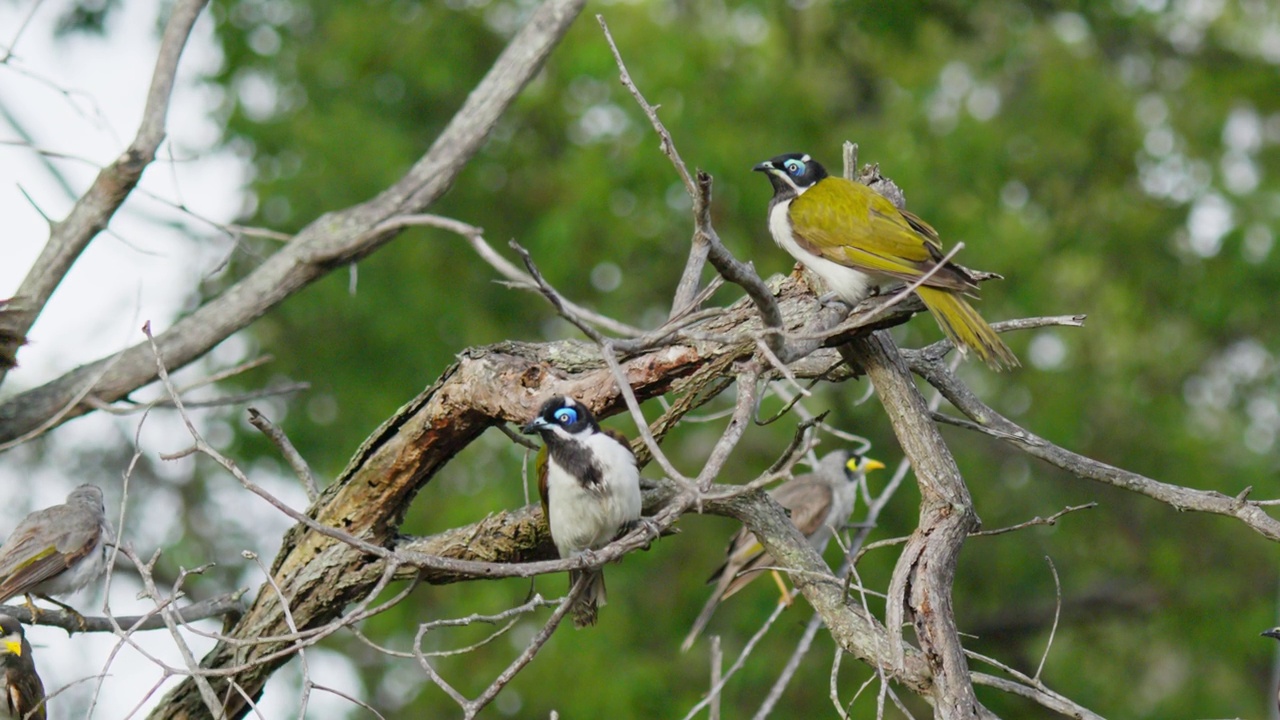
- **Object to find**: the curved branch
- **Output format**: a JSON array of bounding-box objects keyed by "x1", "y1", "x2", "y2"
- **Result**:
[{"x1": 0, "y1": 0, "x2": 586, "y2": 447}]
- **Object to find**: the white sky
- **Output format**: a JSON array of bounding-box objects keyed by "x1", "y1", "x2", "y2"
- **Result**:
[{"x1": 0, "y1": 0, "x2": 361, "y2": 717}]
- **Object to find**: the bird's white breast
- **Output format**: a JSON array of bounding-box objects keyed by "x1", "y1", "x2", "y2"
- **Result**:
[
  {"x1": 544, "y1": 434, "x2": 642, "y2": 558},
  {"x1": 767, "y1": 198, "x2": 875, "y2": 305}
]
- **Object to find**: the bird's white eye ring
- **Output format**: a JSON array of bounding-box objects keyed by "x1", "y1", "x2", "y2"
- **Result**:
[
  {"x1": 784, "y1": 159, "x2": 805, "y2": 175},
  {"x1": 553, "y1": 408, "x2": 579, "y2": 425}
]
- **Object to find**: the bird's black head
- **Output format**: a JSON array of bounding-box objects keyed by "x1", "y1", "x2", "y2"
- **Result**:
[
  {"x1": 521, "y1": 396, "x2": 599, "y2": 439},
  {"x1": 753, "y1": 152, "x2": 829, "y2": 197},
  {"x1": 0, "y1": 614, "x2": 25, "y2": 657},
  {"x1": 843, "y1": 453, "x2": 886, "y2": 481},
  {"x1": 1263, "y1": 627, "x2": 1280, "y2": 641}
]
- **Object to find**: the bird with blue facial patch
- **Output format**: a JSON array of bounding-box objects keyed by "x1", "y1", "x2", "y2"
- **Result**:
[
  {"x1": 755, "y1": 152, "x2": 1018, "y2": 370},
  {"x1": 522, "y1": 396, "x2": 642, "y2": 627}
]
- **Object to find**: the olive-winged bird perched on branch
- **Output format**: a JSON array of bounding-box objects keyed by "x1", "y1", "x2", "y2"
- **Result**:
[
  {"x1": 0, "y1": 615, "x2": 45, "y2": 720},
  {"x1": 681, "y1": 450, "x2": 885, "y2": 652},
  {"x1": 754, "y1": 152, "x2": 1018, "y2": 370},
  {"x1": 0, "y1": 484, "x2": 112, "y2": 623},
  {"x1": 522, "y1": 396, "x2": 642, "y2": 628}
]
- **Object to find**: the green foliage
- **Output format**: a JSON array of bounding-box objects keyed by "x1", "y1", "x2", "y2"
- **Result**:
[{"x1": 202, "y1": 0, "x2": 1280, "y2": 716}]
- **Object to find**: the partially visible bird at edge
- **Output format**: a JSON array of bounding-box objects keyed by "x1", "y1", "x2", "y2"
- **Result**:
[
  {"x1": 0, "y1": 614, "x2": 46, "y2": 720},
  {"x1": 0, "y1": 484, "x2": 113, "y2": 628}
]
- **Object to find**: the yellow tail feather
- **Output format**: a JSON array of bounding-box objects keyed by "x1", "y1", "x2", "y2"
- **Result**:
[{"x1": 915, "y1": 287, "x2": 1019, "y2": 371}]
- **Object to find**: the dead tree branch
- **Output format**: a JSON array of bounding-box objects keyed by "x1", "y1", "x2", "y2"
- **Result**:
[
  {"x1": 0, "y1": 0, "x2": 589, "y2": 447},
  {"x1": 907, "y1": 350, "x2": 1280, "y2": 541},
  {"x1": 846, "y1": 331, "x2": 989, "y2": 720},
  {"x1": 0, "y1": 0, "x2": 209, "y2": 387}
]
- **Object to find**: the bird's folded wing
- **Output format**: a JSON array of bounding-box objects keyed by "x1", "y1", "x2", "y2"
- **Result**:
[
  {"x1": 0, "y1": 544, "x2": 69, "y2": 601},
  {"x1": 791, "y1": 183, "x2": 974, "y2": 292},
  {"x1": 53, "y1": 509, "x2": 101, "y2": 555},
  {"x1": 771, "y1": 480, "x2": 833, "y2": 538}
]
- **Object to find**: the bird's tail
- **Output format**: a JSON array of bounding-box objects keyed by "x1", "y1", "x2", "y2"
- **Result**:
[
  {"x1": 569, "y1": 569, "x2": 606, "y2": 628},
  {"x1": 916, "y1": 286, "x2": 1019, "y2": 371}
]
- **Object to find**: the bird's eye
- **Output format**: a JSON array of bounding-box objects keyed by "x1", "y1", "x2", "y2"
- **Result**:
[
  {"x1": 553, "y1": 408, "x2": 579, "y2": 425},
  {"x1": 784, "y1": 159, "x2": 805, "y2": 176}
]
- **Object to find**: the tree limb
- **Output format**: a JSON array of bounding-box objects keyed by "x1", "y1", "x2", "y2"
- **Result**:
[
  {"x1": 907, "y1": 350, "x2": 1280, "y2": 541},
  {"x1": 0, "y1": 0, "x2": 587, "y2": 447},
  {"x1": 846, "y1": 331, "x2": 988, "y2": 720},
  {"x1": 0, "y1": 0, "x2": 210, "y2": 388}
]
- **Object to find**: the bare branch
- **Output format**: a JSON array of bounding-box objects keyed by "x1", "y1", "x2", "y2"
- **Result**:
[
  {"x1": 1035, "y1": 556, "x2": 1063, "y2": 682},
  {"x1": 0, "y1": 591, "x2": 245, "y2": 634},
  {"x1": 0, "y1": 0, "x2": 210, "y2": 388},
  {"x1": 385, "y1": 213, "x2": 643, "y2": 337},
  {"x1": 909, "y1": 351, "x2": 1280, "y2": 541},
  {"x1": 597, "y1": 16, "x2": 785, "y2": 353},
  {"x1": 845, "y1": 330, "x2": 987, "y2": 718},
  {"x1": 0, "y1": 0, "x2": 591, "y2": 447},
  {"x1": 248, "y1": 408, "x2": 320, "y2": 503},
  {"x1": 971, "y1": 504, "x2": 1098, "y2": 537}
]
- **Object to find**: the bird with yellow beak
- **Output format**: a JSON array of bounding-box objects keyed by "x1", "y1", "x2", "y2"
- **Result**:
[
  {"x1": 681, "y1": 451, "x2": 885, "y2": 652},
  {"x1": 0, "y1": 615, "x2": 46, "y2": 720},
  {"x1": 754, "y1": 152, "x2": 1018, "y2": 370}
]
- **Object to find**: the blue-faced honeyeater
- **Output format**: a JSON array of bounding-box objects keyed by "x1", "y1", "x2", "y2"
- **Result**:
[
  {"x1": 755, "y1": 152, "x2": 1018, "y2": 370},
  {"x1": 522, "y1": 396, "x2": 642, "y2": 628}
]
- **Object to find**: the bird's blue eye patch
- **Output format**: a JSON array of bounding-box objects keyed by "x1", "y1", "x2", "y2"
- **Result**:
[
  {"x1": 553, "y1": 407, "x2": 579, "y2": 425},
  {"x1": 784, "y1": 159, "x2": 805, "y2": 176}
]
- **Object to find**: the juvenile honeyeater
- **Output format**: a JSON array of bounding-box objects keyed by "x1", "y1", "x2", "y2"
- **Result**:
[
  {"x1": 522, "y1": 396, "x2": 642, "y2": 628},
  {"x1": 755, "y1": 152, "x2": 1018, "y2": 370},
  {"x1": 681, "y1": 451, "x2": 885, "y2": 652},
  {"x1": 0, "y1": 484, "x2": 113, "y2": 620}
]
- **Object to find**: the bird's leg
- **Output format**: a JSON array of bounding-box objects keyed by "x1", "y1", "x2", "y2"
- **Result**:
[
  {"x1": 36, "y1": 594, "x2": 88, "y2": 633},
  {"x1": 21, "y1": 594, "x2": 42, "y2": 622},
  {"x1": 769, "y1": 570, "x2": 794, "y2": 608}
]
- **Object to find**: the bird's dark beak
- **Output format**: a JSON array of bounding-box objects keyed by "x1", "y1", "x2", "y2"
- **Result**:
[
  {"x1": 521, "y1": 418, "x2": 549, "y2": 435},
  {"x1": 753, "y1": 161, "x2": 774, "y2": 173}
]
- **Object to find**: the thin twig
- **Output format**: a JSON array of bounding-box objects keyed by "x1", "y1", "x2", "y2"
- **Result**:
[
  {"x1": 1034, "y1": 556, "x2": 1063, "y2": 682},
  {"x1": 248, "y1": 408, "x2": 320, "y2": 502},
  {"x1": 971, "y1": 504, "x2": 1097, "y2": 537},
  {"x1": 598, "y1": 15, "x2": 785, "y2": 356},
  {"x1": 709, "y1": 636, "x2": 723, "y2": 720}
]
